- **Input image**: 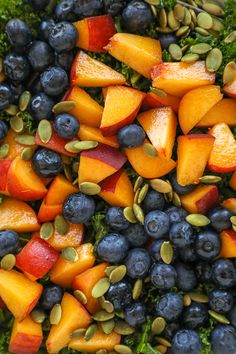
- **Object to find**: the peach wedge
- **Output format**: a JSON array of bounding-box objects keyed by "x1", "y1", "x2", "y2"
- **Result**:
[
  {"x1": 197, "y1": 98, "x2": 236, "y2": 127},
  {"x1": 180, "y1": 185, "x2": 219, "y2": 214}
]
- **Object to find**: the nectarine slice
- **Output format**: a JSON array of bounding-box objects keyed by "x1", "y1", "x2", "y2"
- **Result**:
[
  {"x1": 230, "y1": 171, "x2": 236, "y2": 191},
  {"x1": 208, "y1": 123, "x2": 236, "y2": 172},
  {"x1": 142, "y1": 92, "x2": 181, "y2": 113},
  {"x1": 0, "y1": 197, "x2": 40, "y2": 232},
  {"x1": 180, "y1": 185, "x2": 219, "y2": 214},
  {"x1": 50, "y1": 243, "x2": 95, "y2": 288},
  {"x1": 151, "y1": 61, "x2": 215, "y2": 97},
  {"x1": 177, "y1": 134, "x2": 215, "y2": 186},
  {"x1": 37, "y1": 198, "x2": 62, "y2": 222},
  {"x1": 179, "y1": 85, "x2": 222, "y2": 134},
  {"x1": 223, "y1": 77, "x2": 236, "y2": 98},
  {"x1": 0, "y1": 159, "x2": 11, "y2": 195},
  {"x1": 78, "y1": 124, "x2": 119, "y2": 148},
  {"x1": 197, "y1": 98, "x2": 236, "y2": 127},
  {"x1": 71, "y1": 51, "x2": 126, "y2": 87},
  {"x1": 0, "y1": 269, "x2": 43, "y2": 321},
  {"x1": 46, "y1": 292, "x2": 91, "y2": 354},
  {"x1": 3, "y1": 129, "x2": 36, "y2": 160},
  {"x1": 45, "y1": 174, "x2": 78, "y2": 205},
  {"x1": 222, "y1": 198, "x2": 236, "y2": 214},
  {"x1": 219, "y1": 229, "x2": 236, "y2": 258},
  {"x1": 138, "y1": 107, "x2": 177, "y2": 160},
  {"x1": 47, "y1": 223, "x2": 84, "y2": 251},
  {"x1": 106, "y1": 33, "x2": 162, "y2": 78}
]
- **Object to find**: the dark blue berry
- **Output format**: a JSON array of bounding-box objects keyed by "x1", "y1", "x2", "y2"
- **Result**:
[
  {"x1": 28, "y1": 77, "x2": 43, "y2": 95},
  {"x1": 211, "y1": 325, "x2": 236, "y2": 354},
  {"x1": 195, "y1": 230, "x2": 221, "y2": 261},
  {"x1": 229, "y1": 305, "x2": 236, "y2": 329},
  {"x1": 48, "y1": 22, "x2": 78, "y2": 53},
  {"x1": 32, "y1": 148, "x2": 63, "y2": 178},
  {"x1": 169, "y1": 222, "x2": 195, "y2": 248},
  {"x1": 0, "y1": 83, "x2": 13, "y2": 110},
  {"x1": 104, "y1": 0, "x2": 128, "y2": 16},
  {"x1": 156, "y1": 292, "x2": 183, "y2": 322},
  {"x1": 125, "y1": 248, "x2": 151, "y2": 279},
  {"x1": 212, "y1": 259, "x2": 236, "y2": 289},
  {"x1": 39, "y1": 19, "x2": 55, "y2": 42},
  {"x1": 150, "y1": 263, "x2": 177, "y2": 290},
  {"x1": 55, "y1": 0, "x2": 77, "y2": 21},
  {"x1": 105, "y1": 207, "x2": 130, "y2": 231},
  {"x1": 55, "y1": 51, "x2": 74, "y2": 71},
  {"x1": 144, "y1": 210, "x2": 170, "y2": 239},
  {"x1": 0, "y1": 121, "x2": 8, "y2": 142},
  {"x1": 4, "y1": 53, "x2": 30, "y2": 83},
  {"x1": 40, "y1": 66, "x2": 68, "y2": 97},
  {"x1": 125, "y1": 302, "x2": 146, "y2": 327},
  {"x1": 117, "y1": 124, "x2": 145, "y2": 148},
  {"x1": 40, "y1": 285, "x2": 63, "y2": 310},
  {"x1": 175, "y1": 262, "x2": 197, "y2": 292},
  {"x1": 170, "y1": 329, "x2": 202, "y2": 354},
  {"x1": 63, "y1": 192, "x2": 95, "y2": 224},
  {"x1": 28, "y1": 0, "x2": 50, "y2": 10},
  {"x1": 105, "y1": 280, "x2": 132, "y2": 311},
  {"x1": 170, "y1": 173, "x2": 195, "y2": 195},
  {"x1": 165, "y1": 206, "x2": 188, "y2": 224},
  {"x1": 73, "y1": 0, "x2": 103, "y2": 18},
  {"x1": 122, "y1": 223, "x2": 148, "y2": 247},
  {"x1": 142, "y1": 190, "x2": 165, "y2": 213},
  {"x1": 195, "y1": 261, "x2": 212, "y2": 283},
  {"x1": 157, "y1": 33, "x2": 178, "y2": 50},
  {"x1": 179, "y1": 245, "x2": 197, "y2": 263},
  {"x1": 122, "y1": 0, "x2": 153, "y2": 33},
  {"x1": 162, "y1": 322, "x2": 180, "y2": 340},
  {"x1": 8, "y1": 82, "x2": 24, "y2": 103},
  {"x1": 28, "y1": 41, "x2": 54, "y2": 73},
  {"x1": 54, "y1": 113, "x2": 80, "y2": 139},
  {"x1": 30, "y1": 93, "x2": 54, "y2": 121},
  {"x1": 149, "y1": 239, "x2": 178, "y2": 263},
  {"x1": 208, "y1": 207, "x2": 233, "y2": 232},
  {"x1": 209, "y1": 289, "x2": 234, "y2": 314},
  {"x1": 5, "y1": 19, "x2": 32, "y2": 51},
  {"x1": 0, "y1": 230, "x2": 20, "y2": 257},
  {"x1": 97, "y1": 233, "x2": 129, "y2": 263},
  {"x1": 182, "y1": 303, "x2": 208, "y2": 329}
]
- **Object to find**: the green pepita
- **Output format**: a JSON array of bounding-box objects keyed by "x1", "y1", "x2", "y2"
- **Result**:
[
  {"x1": 191, "y1": 43, "x2": 212, "y2": 54},
  {"x1": 134, "y1": 188, "x2": 140, "y2": 204},
  {"x1": 64, "y1": 164, "x2": 73, "y2": 182},
  {"x1": 92, "y1": 278, "x2": 110, "y2": 298},
  {"x1": 181, "y1": 53, "x2": 200, "y2": 62},
  {"x1": 189, "y1": 9, "x2": 197, "y2": 25},
  {"x1": 109, "y1": 265, "x2": 127, "y2": 284},
  {"x1": 202, "y1": 2, "x2": 224, "y2": 17},
  {"x1": 62, "y1": 247, "x2": 78, "y2": 262},
  {"x1": 74, "y1": 141, "x2": 98, "y2": 151},
  {"x1": 188, "y1": 292, "x2": 209, "y2": 303},
  {"x1": 230, "y1": 216, "x2": 236, "y2": 225},
  {"x1": 38, "y1": 119, "x2": 52, "y2": 144},
  {"x1": 19, "y1": 91, "x2": 31, "y2": 111},
  {"x1": 79, "y1": 182, "x2": 101, "y2": 195},
  {"x1": 134, "y1": 176, "x2": 143, "y2": 192},
  {"x1": 186, "y1": 214, "x2": 210, "y2": 227},
  {"x1": 224, "y1": 31, "x2": 236, "y2": 43},
  {"x1": 84, "y1": 324, "x2": 97, "y2": 341},
  {"x1": 114, "y1": 321, "x2": 135, "y2": 335},
  {"x1": 96, "y1": 350, "x2": 107, "y2": 354},
  {"x1": 0, "y1": 254, "x2": 16, "y2": 270},
  {"x1": 132, "y1": 279, "x2": 143, "y2": 300},
  {"x1": 169, "y1": 43, "x2": 183, "y2": 61},
  {"x1": 155, "y1": 345, "x2": 167, "y2": 354},
  {"x1": 183, "y1": 294, "x2": 192, "y2": 306},
  {"x1": 156, "y1": 337, "x2": 171, "y2": 348},
  {"x1": 101, "y1": 299, "x2": 114, "y2": 313},
  {"x1": 15, "y1": 135, "x2": 35, "y2": 146},
  {"x1": 64, "y1": 140, "x2": 80, "y2": 153},
  {"x1": 173, "y1": 4, "x2": 185, "y2": 21},
  {"x1": 143, "y1": 143, "x2": 157, "y2": 157},
  {"x1": 211, "y1": 17, "x2": 224, "y2": 32},
  {"x1": 197, "y1": 12, "x2": 213, "y2": 29},
  {"x1": 31, "y1": 309, "x2": 45, "y2": 324},
  {"x1": 150, "y1": 4, "x2": 157, "y2": 16},
  {"x1": 114, "y1": 345, "x2": 132, "y2": 354},
  {"x1": 150, "y1": 87, "x2": 167, "y2": 97},
  {"x1": 21, "y1": 147, "x2": 34, "y2": 160},
  {"x1": 183, "y1": 8, "x2": 191, "y2": 26},
  {"x1": 206, "y1": 48, "x2": 223, "y2": 72},
  {"x1": 172, "y1": 192, "x2": 181, "y2": 207},
  {"x1": 52, "y1": 101, "x2": 77, "y2": 114},
  {"x1": 223, "y1": 61, "x2": 236, "y2": 85},
  {"x1": 50, "y1": 304, "x2": 62, "y2": 325},
  {"x1": 208, "y1": 310, "x2": 230, "y2": 324},
  {"x1": 195, "y1": 26, "x2": 210, "y2": 36},
  {"x1": 168, "y1": 10, "x2": 180, "y2": 30},
  {"x1": 151, "y1": 317, "x2": 166, "y2": 335},
  {"x1": 176, "y1": 26, "x2": 190, "y2": 37},
  {"x1": 54, "y1": 215, "x2": 68, "y2": 235},
  {"x1": 74, "y1": 290, "x2": 88, "y2": 305},
  {"x1": 5, "y1": 105, "x2": 18, "y2": 116},
  {"x1": 40, "y1": 222, "x2": 54, "y2": 240},
  {"x1": 150, "y1": 179, "x2": 172, "y2": 193},
  {"x1": 123, "y1": 207, "x2": 137, "y2": 223},
  {"x1": 138, "y1": 184, "x2": 149, "y2": 204},
  {"x1": 70, "y1": 328, "x2": 86, "y2": 338},
  {"x1": 10, "y1": 116, "x2": 24, "y2": 133},
  {"x1": 199, "y1": 175, "x2": 222, "y2": 183},
  {"x1": 0, "y1": 144, "x2": 9, "y2": 159},
  {"x1": 144, "y1": 0, "x2": 160, "y2": 5},
  {"x1": 156, "y1": 26, "x2": 174, "y2": 34},
  {"x1": 101, "y1": 319, "x2": 115, "y2": 335},
  {"x1": 105, "y1": 266, "x2": 117, "y2": 277},
  {"x1": 133, "y1": 203, "x2": 144, "y2": 224},
  {"x1": 160, "y1": 241, "x2": 174, "y2": 265},
  {"x1": 93, "y1": 310, "x2": 115, "y2": 322},
  {"x1": 160, "y1": 8, "x2": 167, "y2": 28}
]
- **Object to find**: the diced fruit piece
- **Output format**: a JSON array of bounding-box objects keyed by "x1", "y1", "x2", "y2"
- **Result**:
[
  {"x1": 64, "y1": 86, "x2": 103, "y2": 127},
  {"x1": 72, "y1": 263, "x2": 108, "y2": 314},
  {"x1": 142, "y1": 92, "x2": 181, "y2": 113},
  {"x1": 0, "y1": 159, "x2": 11, "y2": 195},
  {"x1": 71, "y1": 51, "x2": 126, "y2": 87},
  {"x1": 230, "y1": 171, "x2": 236, "y2": 191},
  {"x1": 151, "y1": 61, "x2": 215, "y2": 97},
  {"x1": 46, "y1": 292, "x2": 91, "y2": 354},
  {"x1": 45, "y1": 175, "x2": 78, "y2": 205},
  {"x1": 99, "y1": 169, "x2": 134, "y2": 207},
  {"x1": 219, "y1": 229, "x2": 236, "y2": 258},
  {"x1": 0, "y1": 197, "x2": 40, "y2": 232},
  {"x1": 197, "y1": 99, "x2": 236, "y2": 127},
  {"x1": 208, "y1": 123, "x2": 236, "y2": 172},
  {"x1": 223, "y1": 77, "x2": 236, "y2": 98},
  {"x1": 125, "y1": 140, "x2": 176, "y2": 178},
  {"x1": 78, "y1": 143, "x2": 126, "y2": 184},
  {"x1": 16, "y1": 234, "x2": 59, "y2": 279},
  {"x1": 177, "y1": 134, "x2": 215, "y2": 186},
  {"x1": 9, "y1": 316, "x2": 43, "y2": 354},
  {"x1": 50, "y1": 243, "x2": 95, "y2": 288},
  {"x1": 75, "y1": 15, "x2": 115, "y2": 52},
  {"x1": 69, "y1": 329, "x2": 121, "y2": 352},
  {"x1": 137, "y1": 107, "x2": 177, "y2": 160},
  {"x1": 78, "y1": 124, "x2": 119, "y2": 148},
  {"x1": 3, "y1": 129, "x2": 36, "y2": 160},
  {"x1": 0, "y1": 269, "x2": 43, "y2": 321},
  {"x1": 180, "y1": 185, "x2": 219, "y2": 214},
  {"x1": 106, "y1": 33, "x2": 161, "y2": 78},
  {"x1": 222, "y1": 198, "x2": 236, "y2": 213},
  {"x1": 47, "y1": 223, "x2": 84, "y2": 251},
  {"x1": 38, "y1": 198, "x2": 62, "y2": 222},
  {"x1": 178, "y1": 85, "x2": 222, "y2": 134},
  {"x1": 100, "y1": 86, "x2": 145, "y2": 136}
]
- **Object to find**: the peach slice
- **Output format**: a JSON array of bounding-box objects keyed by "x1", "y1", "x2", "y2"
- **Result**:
[
  {"x1": 47, "y1": 223, "x2": 84, "y2": 251},
  {"x1": 223, "y1": 77, "x2": 236, "y2": 98},
  {"x1": 71, "y1": 51, "x2": 126, "y2": 87},
  {"x1": 208, "y1": 123, "x2": 236, "y2": 172},
  {"x1": 138, "y1": 107, "x2": 177, "y2": 160},
  {"x1": 142, "y1": 92, "x2": 181, "y2": 113},
  {"x1": 151, "y1": 61, "x2": 215, "y2": 97},
  {"x1": 0, "y1": 197, "x2": 40, "y2": 232},
  {"x1": 0, "y1": 159, "x2": 11, "y2": 195},
  {"x1": 46, "y1": 292, "x2": 92, "y2": 354},
  {"x1": 75, "y1": 15, "x2": 115, "y2": 52},
  {"x1": 78, "y1": 124, "x2": 119, "y2": 148},
  {"x1": 100, "y1": 86, "x2": 145, "y2": 136},
  {"x1": 0, "y1": 269, "x2": 43, "y2": 321},
  {"x1": 197, "y1": 98, "x2": 236, "y2": 127},
  {"x1": 180, "y1": 185, "x2": 219, "y2": 214},
  {"x1": 230, "y1": 171, "x2": 236, "y2": 191},
  {"x1": 219, "y1": 229, "x2": 236, "y2": 258},
  {"x1": 222, "y1": 198, "x2": 236, "y2": 213},
  {"x1": 64, "y1": 86, "x2": 103, "y2": 127},
  {"x1": 177, "y1": 134, "x2": 215, "y2": 186},
  {"x1": 45, "y1": 174, "x2": 78, "y2": 205},
  {"x1": 3, "y1": 129, "x2": 36, "y2": 160},
  {"x1": 99, "y1": 169, "x2": 134, "y2": 207},
  {"x1": 106, "y1": 33, "x2": 162, "y2": 78},
  {"x1": 37, "y1": 198, "x2": 62, "y2": 222}
]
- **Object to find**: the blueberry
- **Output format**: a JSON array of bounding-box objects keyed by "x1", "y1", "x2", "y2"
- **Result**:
[
  {"x1": 122, "y1": 0, "x2": 153, "y2": 33},
  {"x1": 40, "y1": 66, "x2": 68, "y2": 97},
  {"x1": 208, "y1": 207, "x2": 233, "y2": 232},
  {"x1": 30, "y1": 92, "x2": 54, "y2": 121},
  {"x1": 28, "y1": 0, "x2": 50, "y2": 10},
  {"x1": 125, "y1": 248, "x2": 151, "y2": 279},
  {"x1": 104, "y1": 0, "x2": 127, "y2": 16},
  {"x1": 54, "y1": 113, "x2": 80, "y2": 139},
  {"x1": 169, "y1": 173, "x2": 195, "y2": 195},
  {"x1": 125, "y1": 302, "x2": 146, "y2": 327},
  {"x1": 117, "y1": 124, "x2": 145, "y2": 148},
  {"x1": 157, "y1": 33, "x2": 178, "y2": 50},
  {"x1": 5, "y1": 19, "x2": 32, "y2": 51},
  {"x1": 209, "y1": 289, "x2": 234, "y2": 314},
  {"x1": 149, "y1": 239, "x2": 178, "y2": 263},
  {"x1": 165, "y1": 206, "x2": 188, "y2": 224},
  {"x1": 97, "y1": 233, "x2": 129, "y2": 263},
  {"x1": 122, "y1": 223, "x2": 148, "y2": 247},
  {"x1": 8, "y1": 82, "x2": 25, "y2": 103},
  {"x1": 229, "y1": 305, "x2": 236, "y2": 329},
  {"x1": 162, "y1": 322, "x2": 180, "y2": 340},
  {"x1": 211, "y1": 325, "x2": 236, "y2": 354},
  {"x1": 170, "y1": 329, "x2": 201, "y2": 354},
  {"x1": 0, "y1": 83, "x2": 13, "y2": 110},
  {"x1": 4, "y1": 53, "x2": 30, "y2": 83},
  {"x1": 142, "y1": 190, "x2": 165, "y2": 213},
  {"x1": 73, "y1": 0, "x2": 103, "y2": 18},
  {"x1": 40, "y1": 285, "x2": 63, "y2": 310},
  {"x1": 28, "y1": 41, "x2": 54, "y2": 73},
  {"x1": 32, "y1": 148, "x2": 63, "y2": 178},
  {"x1": 179, "y1": 245, "x2": 197, "y2": 263},
  {"x1": 48, "y1": 22, "x2": 78, "y2": 53},
  {"x1": 105, "y1": 207, "x2": 130, "y2": 231},
  {"x1": 195, "y1": 230, "x2": 221, "y2": 261},
  {"x1": 182, "y1": 303, "x2": 208, "y2": 329},
  {"x1": 0, "y1": 230, "x2": 20, "y2": 257},
  {"x1": 144, "y1": 210, "x2": 170, "y2": 239},
  {"x1": 55, "y1": 51, "x2": 74, "y2": 71},
  {"x1": 169, "y1": 222, "x2": 195, "y2": 248},
  {"x1": 212, "y1": 259, "x2": 236, "y2": 289},
  {"x1": 175, "y1": 262, "x2": 197, "y2": 292},
  {"x1": 150, "y1": 263, "x2": 177, "y2": 290},
  {"x1": 39, "y1": 19, "x2": 55, "y2": 42},
  {"x1": 0, "y1": 121, "x2": 8, "y2": 142},
  {"x1": 55, "y1": 0, "x2": 77, "y2": 21},
  {"x1": 195, "y1": 261, "x2": 212, "y2": 283},
  {"x1": 105, "y1": 280, "x2": 132, "y2": 311},
  {"x1": 28, "y1": 77, "x2": 43, "y2": 95},
  {"x1": 63, "y1": 192, "x2": 95, "y2": 224},
  {"x1": 156, "y1": 292, "x2": 183, "y2": 322}
]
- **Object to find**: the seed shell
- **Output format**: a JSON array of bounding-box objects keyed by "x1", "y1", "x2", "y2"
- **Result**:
[
  {"x1": 173, "y1": 4, "x2": 185, "y2": 21},
  {"x1": 176, "y1": 25, "x2": 190, "y2": 37},
  {"x1": 109, "y1": 265, "x2": 127, "y2": 284},
  {"x1": 169, "y1": 43, "x2": 183, "y2": 60},
  {"x1": 0, "y1": 254, "x2": 16, "y2": 270},
  {"x1": 181, "y1": 53, "x2": 200, "y2": 62},
  {"x1": 132, "y1": 279, "x2": 143, "y2": 300},
  {"x1": 10, "y1": 116, "x2": 24, "y2": 133},
  {"x1": 5, "y1": 105, "x2": 18, "y2": 116},
  {"x1": 188, "y1": 292, "x2": 209, "y2": 303},
  {"x1": 74, "y1": 140, "x2": 98, "y2": 151},
  {"x1": 114, "y1": 321, "x2": 135, "y2": 335},
  {"x1": 156, "y1": 337, "x2": 171, "y2": 348},
  {"x1": 50, "y1": 304, "x2": 62, "y2": 325},
  {"x1": 206, "y1": 48, "x2": 223, "y2": 72},
  {"x1": 92, "y1": 278, "x2": 110, "y2": 298},
  {"x1": 150, "y1": 4, "x2": 157, "y2": 16},
  {"x1": 0, "y1": 144, "x2": 9, "y2": 159},
  {"x1": 134, "y1": 176, "x2": 143, "y2": 192},
  {"x1": 93, "y1": 310, "x2": 115, "y2": 321},
  {"x1": 138, "y1": 184, "x2": 149, "y2": 204},
  {"x1": 54, "y1": 215, "x2": 68, "y2": 235},
  {"x1": 40, "y1": 222, "x2": 54, "y2": 240},
  {"x1": 62, "y1": 247, "x2": 78, "y2": 262},
  {"x1": 183, "y1": 8, "x2": 191, "y2": 26},
  {"x1": 211, "y1": 17, "x2": 224, "y2": 32},
  {"x1": 197, "y1": 12, "x2": 213, "y2": 29},
  {"x1": 172, "y1": 192, "x2": 181, "y2": 207},
  {"x1": 134, "y1": 188, "x2": 140, "y2": 204},
  {"x1": 199, "y1": 175, "x2": 222, "y2": 183},
  {"x1": 160, "y1": 241, "x2": 174, "y2": 264},
  {"x1": 195, "y1": 26, "x2": 210, "y2": 36},
  {"x1": 224, "y1": 31, "x2": 236, "y2": 43},
  {"x1": 101, "y1": 319, "x2": 115, "y2": 334},
  {"x1": 202, "y1": 2, "x2": 224, "y2": 17},
  {"x1": 31, "y1": 309, "x2": 45, "y2": 324},
  {"x1": 160, "y1": 8, "x2": 167, "y2": 28},
  {"x1": 223, "y1": 61, "x2": 236, "y2": 84},
  {"x1": 230, "y1": 216, "x2": 236, "y2": 225},
  {"x1": 208, "y1": 310, "x2": 230, "y2": 324},
  {"x1": 143, "y1": 143, "x2": 158, "y2": 157},
  {"x1": 79, "y1": 181, "x2": 101, "y2": 195},
  {"x1": 114, "y1": 345, "x2": 132, "y2": 354},
  {"x1": 64, "y1": 140, "x2": 80, "y2": 153},
  {"x1": 74, "y1": 290, "x2": 88, "y2": 305},
  {"x1": 70, "y1": 328, "x2": 86, "y2": 338},
  {"x1": 84, "y1": 324, "x2": 97, "y2": 341},
  {"x1": 101, "y1": 299, "x2": 114, "y2": 313},
  {"x1": 38, "y1": 119, "x2": 52, "y2": 144},
  {"x1": 19, "y1": 91, "x2": 31, "y2": 111},
  {"x1": 133, "y1": 203, "x2": 144, "y2": 224},
  {"x1": 168, "y1": 10, "x2": 180, "y2": 30},
  {"x1": 152, "y1": 317, "x2": 166, "y2": 335},
  {"x1": 105, "y1": 266, "x2": 117, "y2": 277},
  {"x1": 150, "y1": 179, "x2": 172, "y2": 193},
  {"x1": 186, "y1": 214, "x2": 210, "y2": 227},
  {"x1": 21, "y1": 147, "x2": 34, "y2": 160},
  {"x1": 191, "y1": 43, "x2": 212, "y2": 54},
  {"x1": 52, "y1": 100, "x2": 77, "y2": 114},
  {"x1": 15, "y1": 135, "x2": 35, "y2": 146},
  {"x1": 123, "y1": 207, "x2": 137, "y2": 223}
]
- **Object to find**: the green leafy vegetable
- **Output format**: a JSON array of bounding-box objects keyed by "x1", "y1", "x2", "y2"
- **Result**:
[
  {"x1": 199, "y1": 319, "x2": 215, "y2": 354},
  {"x1": 161, "y1": 0, "x2": 177, "y2": 10}
]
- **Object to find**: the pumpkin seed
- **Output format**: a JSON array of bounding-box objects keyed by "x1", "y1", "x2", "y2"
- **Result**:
[
  {"x1": 230, "y1": 216, "x2": 236, "y2": 225},
  {"x1": 134, "y1": 176, "x2": 143, "y2": 192},
  {"x1": 96, "y1": 350, "x2": 108, "y2": 354},
  {"x1": 134, "y1": 188, "x2": 140, "y2": 204},
  {"x1": 176, "y1": 25, "x2": 190, "y2": 37},
  {"x1": 124, "y1": 207, "x2": 137, "y2": 223},
  {"x1": 70, "y1": 328, "x2": 86, "y2": 338},
  {"x1": 79, "y1": 182, "x2": 101, "y2": 195},
  {"x1": 133, "y1": 203, "x2": 144, "y2": 224},
  {"x1": 72, "y1": 161, "x2": 79, "y2": 173},
  {"x1": 160, "y1": 241, "x2": 174, "y2": 264},
  {"x1": 181, "y1": 44, "x2": 189, "y2": 53},
  {"x1": 114, "y1": 321, "x2": 135, "y2": 335},
  {"x1": 189, "y1": 9, "x2": 197, "y2": 25},
  {"x1": 186, "y1": 214, "x2": 210, "y2": 227},
  {"x1": 145, "y1": 0, "x2": 160, "y2": 4},
  {"x1": 150, "y1": 179, "x2": 172, "y2": 193},
  {"x1": 191, "y1": 43, "x2": 212, "y2": 54},
  {"x1": 224, "y1": 31, "x2": 236, "y2": 43},
  {"x1": 181, "y1": 53, "x2": 200, "y2": 62},
  {"x1": 109, "y1": 265, "x2": 127, "y2": 284},
  {"x1": 115, "y1": 310, "x2": 125, "y2": 319},
  {"x1": 84, "y1": 324, "x2": 97, "y2": 341},
  {"x1": 101, "y1": 319, "x2": 115, "y2": 334},
  {"x1": 74, "y1": 140, "x2": 98, "y2": 151},
  {"x1": 52, "y1": 100, "x2": 77, "y2": 114},
  {"x1": 92, "y1": 278, "x2": 110, "y2": 298},
  {"x1": 195, "y1": 26, "x2": 210, "y2": 36},
  {"x1": 31, "y1": 309, "x2": 45, "y2": 324},
  {"x1": 5, "y1": 105, "x2": 18, "y2": 116},
  {"x1": 15, "y1": 134, "x2": 35, "y2": 146},
  {"x1": 64, "y1": 164, "x2": 73, "y2": 182},
  {"x1": 199, "y1": 175, "x2": 222, "y2": 183},
  {"x1": 151, "y1": 317, "x2": 166, "y2": 335},
  {"x1": 105, "y1": 266, "x2": 117, "y2": 277},
  {"x1": 150, "y1": 4, "x2": 157, "y2": 16},
  {"x1": 72, "y1": 178, "x2": 78, "y2": 185},
  {"x1": 183, "y1": 294, "x2": 192, "y2": 306},
  {"x1": 169, "y1": 43, "x2": 183, "y2": 60},
  {"x1": 223, "y1": 61, "x2": 236, "y2": 85},
  {"x1": 173, "y1": 4, "x2": 185, "y2": 21},
  {"x1": 38, "y1": 119, "x2": 52, "y2": 144},
  {"x1": 0, "y1": 254, "x2": 16, "y2": 270},
  {"x1": 21, "y1": 147, "x2": 34, "y2": 160},
  {"x1": 0, "y1": 144, "x2": 9, "y2": 159},
  {"x1": 206, "y1": 48, "x2": 223, "y2": 72},
  {"x1": 150, "y1": 87, "x2": 167, "y2": 97},
  {"x1": 74, "y1": 290, "x2": 88, "y2": 305},
  {"x1": 138, "y1": 184, "x2": 149, "y2": 204},
  {"x1": 160, "y1": 8, "x2": 167, "y2": 28},
  {"x1": 173, "y1": 192, "x2": 181, "y2": 207},
  {"x1": 132, "y1": 279, "x2": 143, "y2": 300},
  {"x1": 190, "y1": 21, "x2": 195, "y2": 30},
  {"x1": 156, "y1": 26, "x2": 174, "y2": 33},
  {"x1": 188, "y1": 292, "x2": 209, "y2": 303},
  {"x1": 143, "y1": 143, "x2": 157, "y2": 157},
  {"x1": 62, "y1": 247, "x2": 78, "y2": 262},
  {"x1": 64, "y1": 140, "x2": 80, "y2": 153},
  {"x1": 208, "y1": 310, "x2": 230, "y2": 324},
  {"x1": 40, "y1": 222, "x2": 54, "y2": 240},
  {"x1": 168, "y1": 10, "x2": 180, "y2": 30},
  {"x1": 50, "y1": 304, "x2": 62, "y2": 325},
  {"x1": 165, "y1": 180, "x2": 173, "y2": 202},
  {"x1": 19, "y1": 91, "x2": 31, "y2": 111},
  {"x1": 211, "y1": 17, "x2": 224, "y2": 32},
  {"x1": 54, "y1": 215, "x2": 68, "y2": 235},
  {"x1": 101, "y1": 299, "x2": 114, "y2": 313},
  {"x1": 114, "y1": 345, "x2": 132, "y2": 354},
  {"x1": 183, "y1": 8, "x2": 192, "y2": 26},
  {"x1": 155, "y1": 345, "x2": 167, "y2": 354},
  {"x1": 93, "y1": 310, "x2": 115, "y2": 321},
  {"x1": 10, "y1": 116, "x2": 24, "y2": 133},
  {"x1": 197, "y1": 12, "x2": 213, "y2": 29},
  {"x1": 156, "y1": 337, "x2": 171, "y2": 348},
  {"x1": 202, "y1": 2, "x2": 224, "y2": 17}
]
